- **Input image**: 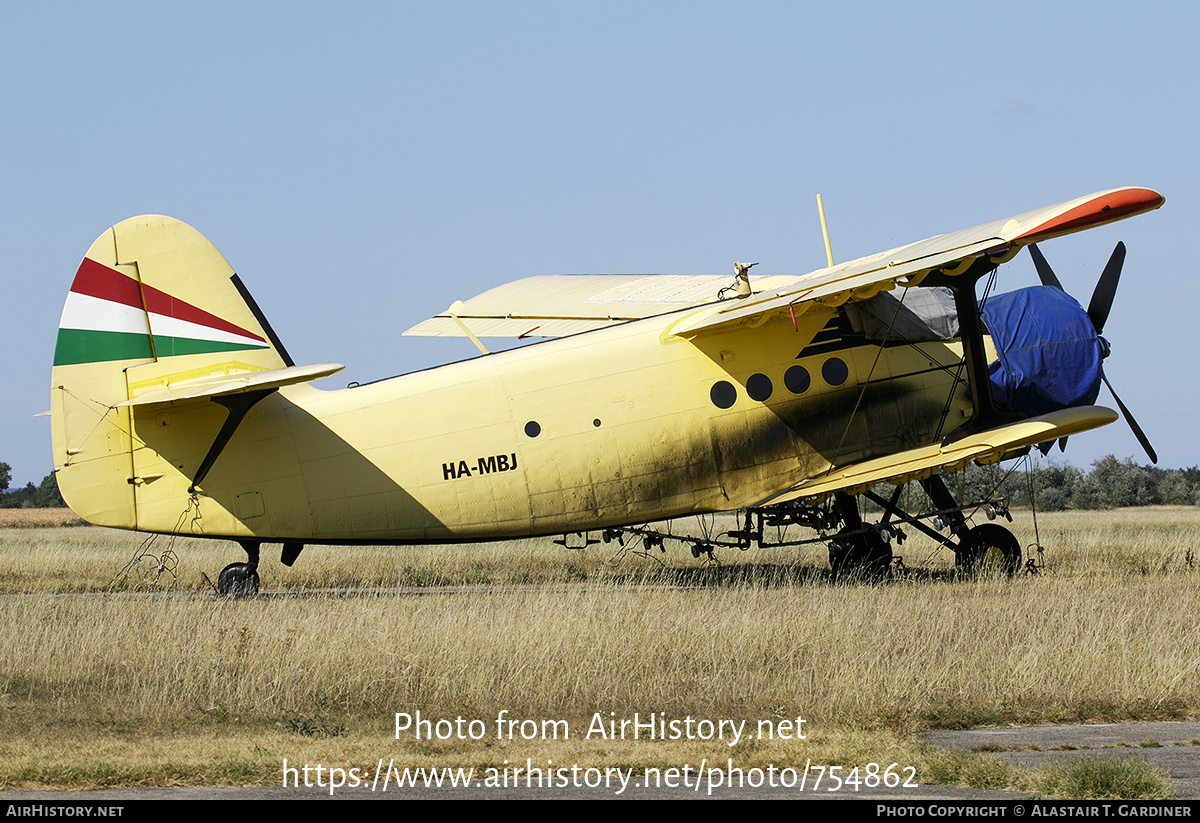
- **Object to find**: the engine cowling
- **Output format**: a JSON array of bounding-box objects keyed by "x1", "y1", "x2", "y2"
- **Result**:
[{"x1": 981, "y1": 285, "x2": 1104, "y2": 418}]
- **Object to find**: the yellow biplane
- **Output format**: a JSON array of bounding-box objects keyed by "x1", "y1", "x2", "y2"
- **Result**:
[{"x1": 50, "y1": 187, "x2": 1163, "y2": 593}]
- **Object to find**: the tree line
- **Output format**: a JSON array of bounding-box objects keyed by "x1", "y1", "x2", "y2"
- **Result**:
[
  {"x1": 0, "y1": 463, "x2": 65, "y2": 508},
  {"x1": 893, "y1": 454, "x2": 1200, "y2": 512}
]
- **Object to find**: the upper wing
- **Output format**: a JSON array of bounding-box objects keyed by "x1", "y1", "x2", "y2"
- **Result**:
[
  {"x1": 668, "y1": 187, "x2": 1165, "y2": 337},
  {"x1": 404, "y1": 187, "x2": 1163, "y2": 341},
  {"x1": 403, "y1": 273, "x2": 803, "y2": 339}
]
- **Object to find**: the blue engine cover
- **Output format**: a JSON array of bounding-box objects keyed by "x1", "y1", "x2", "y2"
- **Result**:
[{"x1": 981, "y1": 286, "x2": 1104, "y2": 418}]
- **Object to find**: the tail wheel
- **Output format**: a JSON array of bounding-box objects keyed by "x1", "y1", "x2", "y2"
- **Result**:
[
  {"x1": 217, "y1": 562, "x2": 260, "y2": 598},
  {"x1": 829, "y1": 527, "x2": 892, "y2": 582},
  {"x1": 956, "y1": 524, "x2": 1021, "y2": 576}
]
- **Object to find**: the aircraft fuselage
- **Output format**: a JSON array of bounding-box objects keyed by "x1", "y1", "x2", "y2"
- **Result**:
[{"x1": 121, "y1": 302, "x2": 974, "y2": 542}]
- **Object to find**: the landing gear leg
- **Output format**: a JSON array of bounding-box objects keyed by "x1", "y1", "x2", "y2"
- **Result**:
[
  {"x1": 828, "y1": 492, "x2": 892, "y2": 582},
  {"x1": 218, "y1": 540, "x2": 260, "y2": 597},
  {"x1": 922, "y1": 475, "x2": 1020, "y2": 576}
]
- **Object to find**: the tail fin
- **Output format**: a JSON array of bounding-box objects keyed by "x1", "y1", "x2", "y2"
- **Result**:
[{"x1": 51, "y1": 215, "x2": 291, "y2": 527}]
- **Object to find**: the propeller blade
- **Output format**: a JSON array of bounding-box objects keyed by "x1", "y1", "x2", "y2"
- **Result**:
[
  {"x1": 1028, "y1": 244, "x2": 1063, "y2": 290},
  {"x1": 1086, "y1": 242, "x2": 1126, "y2": 334},
  {"x1": 1100, "y1": 370, "x2": 1157, "y2": 464}
]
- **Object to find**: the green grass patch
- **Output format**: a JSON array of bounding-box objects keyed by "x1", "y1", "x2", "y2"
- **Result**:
[
  {"x1": 921, "y1": 749, "x2": 1017, "y2": 790},
  {"x1": 1027, "y1": 757, "x2": 1174, "y2": 800}
]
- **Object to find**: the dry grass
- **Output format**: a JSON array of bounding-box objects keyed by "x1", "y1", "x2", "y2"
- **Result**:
[
  {"x1": 0, "y1": 509, "x2": 83, "y2": 528},
  {"x1": 3, "y1": 507, "x2": 1198, "y2": 593},
  {"x1": 0, "y1": 508, "x2": 1195, "y2": 795},
  {"x1": 2, "y1": 575, "x2": 1196, "y2": 727}
]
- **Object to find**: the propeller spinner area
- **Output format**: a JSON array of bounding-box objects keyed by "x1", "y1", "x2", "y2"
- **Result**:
[{"x1": 1026, "y1": 242, "x2": 1157, "y2": 464}]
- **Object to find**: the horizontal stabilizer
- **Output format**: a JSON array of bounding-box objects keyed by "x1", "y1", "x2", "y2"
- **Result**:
[
  {"x1": 757, "y1": 406, "x2": 1119, "y2": 504},
  {"x1": 116, "y1": 363, "x2": 344, "y2": 408}
]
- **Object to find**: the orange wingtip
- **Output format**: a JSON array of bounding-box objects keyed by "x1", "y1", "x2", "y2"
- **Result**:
[{"x1": 1013, "y1": 187, "x2": 1165, "y2": 244}]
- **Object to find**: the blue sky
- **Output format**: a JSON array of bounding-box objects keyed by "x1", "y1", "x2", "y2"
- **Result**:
[{"x1": 3, "y1": 1, "x2": 1195, "y2": 486}]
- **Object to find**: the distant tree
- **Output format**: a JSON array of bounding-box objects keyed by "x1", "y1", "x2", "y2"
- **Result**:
[
  {"x1": 1154, "y1": 470, "x2": 1199, "y2": 506},
  {"x1": 34, "y1": 472, "x2": 65, "y2": 508},
  {"x1": 0, "y1": 465, "x2": 67, "y2": 508},
  {"x1": 0, "y1": 482, "x2": 38, "y2": 509},
  {"x1": 1027, "y1": 462, "x2": 1083, "y2": 511},
  {"x1": 1072, "y1": 455, "x2": 1153, "y2": 509}
]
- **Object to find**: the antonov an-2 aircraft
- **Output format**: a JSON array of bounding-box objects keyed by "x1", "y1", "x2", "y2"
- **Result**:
[{"x1": 50, "y1": 187, "x2": 1164, "y2": 593}]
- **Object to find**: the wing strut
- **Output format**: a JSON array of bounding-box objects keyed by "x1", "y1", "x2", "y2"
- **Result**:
[
  {"x1": 923, "y1": 257, "x2": 1021, "y2": 442},
  {"x1": 448, "y1": 301, "x2": 491, "y2": 354}
]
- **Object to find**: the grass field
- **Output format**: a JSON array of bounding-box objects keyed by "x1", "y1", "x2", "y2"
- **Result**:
[
  {"x1": 0, "y1": 508, "x2": 83, "y2": 528},
  {"x1": 0, "y1": 507, "x2": 1194, "y2": 797}
]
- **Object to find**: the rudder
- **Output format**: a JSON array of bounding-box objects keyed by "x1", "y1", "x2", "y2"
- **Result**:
[{"x1": 51, "y1": 216, "x2": 291, "y2": 527}]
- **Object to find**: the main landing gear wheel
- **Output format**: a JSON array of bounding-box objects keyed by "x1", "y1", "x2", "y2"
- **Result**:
[
  {"x1": 829, "y1": 527, "x2": 892, "y2": 583},
  {"x1": 218, "y1": 540, "x2": 261, "y2": 598},
  {"x1": 217, "y1": 562, "x2": 260, "y2": 598},
  {"x1": 956, "y1": 524, "x2": 1021, "y2": 577}
]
